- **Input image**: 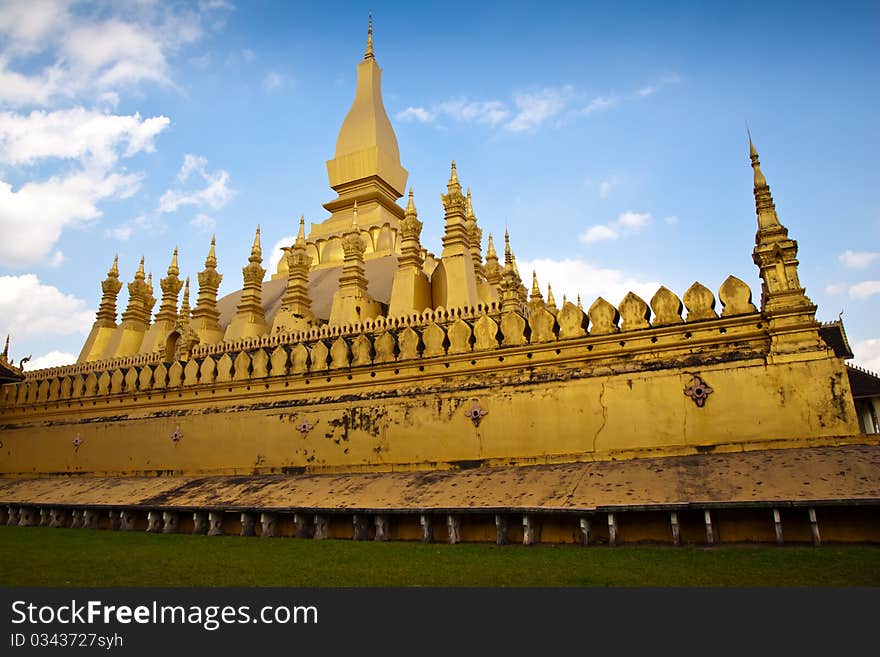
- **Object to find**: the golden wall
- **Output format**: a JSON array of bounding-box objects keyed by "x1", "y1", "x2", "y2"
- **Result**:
[{"x1": 0, "y1": 292, "x2": 861, "y2": 478}]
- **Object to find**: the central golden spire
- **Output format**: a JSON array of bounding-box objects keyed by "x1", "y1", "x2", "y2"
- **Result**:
[{"x1": 316, "y1": 16, "x2": 408, "y2": 252}]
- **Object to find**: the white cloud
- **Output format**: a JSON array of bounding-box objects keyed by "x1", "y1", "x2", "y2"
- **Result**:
[
  {"x1": 241, "y1": 48, "x2": 256, "y2": 63},
  {"x1": 437, "y1": 99, "x2": 511, "y2": 126},
  {"x1": 505, "y1": 87, "x2": 571, "y2": 132},
  {"x1": 106, "y1": 224, "x2": 133, "y2": 241},
  {"x1": 617, "y1": 211, "x2": 651, "y2": 229},
  {"x1": 826, "y1": 283, "x2": 847, "y2": 296},
  {"x1": 48, "y1": 250, "x2": 64, "y2": 267},
  {"x1": 584, "y1": 96, "x2": 618, "y2": 114},
  {"x1": 579, "y1": 225, "x2": 619, "y2": 244},
  {"x1": 0, "y1": 274, "x2": 93, "y2": 340},
  {"x1": 0, "y1": 168, "x2": 141, "y2": 265},
  {"x1": 0, "y1": 108, "x2": 169, "y2": 168},
  {"x1": 579, "y1": 211, "x2": 652, "y2": 245},
  {"x1": 633, "y1": 73, "x2": 682, "y2": 100},
  {"x1": 267, "y1": 234, "x2": 295, "y2": 276},
  {"x1": 598, "y1": 176, "x2": 617, "y2": 199},
  {"x1": 0, "y1": 2, "x2": 221, "y2": 106},
  {"x1": 395, "y1": 106, "x2": 435, "y2": 123},
  {"x1": 839, "y1": 250, "x2": 880, "y2": 269},
  {"x1": 262, "y1": 71, "x2": 283, "y2": 90},
  {"x1": 852, "y1": 338, "x2": 880, "y2": 373},
  {"x1": 159, "y1": 154, "x2": 234, "y2": 214},
  {"x1": 663, "y1": 215, "x2": 679, "y2": 225},
  {"x1": 191, "y1": 213, "x2": 216, "y2": 230},
  {"x1": 518, "y1": 257, "x2": 662, "y2": 310},
  {"x1": 177, "y1": 153, "x2": 208, "y2": 182},
  {"x1": 26, "y1": 350, "x2": 77, "y2": 371},
  {"x1": 849, "y1": 281, "x2": 880, "y2": 299}
]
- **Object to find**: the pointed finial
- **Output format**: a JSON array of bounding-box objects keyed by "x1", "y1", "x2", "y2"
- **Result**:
[
  {"x1": 352, "y1": 200, "x2": 359, "y2": 228},
  {"x1": 168, "y1": 246, "x2": 180, "y2": 276},
  {"x1": 577, "y1": 294, "x2": 583, "y2": 310},
  {"x1": 547, "y1": 284, "x2": 556, "y2": 307},
  {"x1": 747, "y1": 124, "x2": 766, "y2": 185},
  {"x1": 2, "y1": 334, "x2": 8, "y2": 359},
  {"x1": 147, "y1": 272, "x2": 153, "y2": 291},
  {"x1": 180, "y1": 276, "x2": 191, "y2": 318},
  {"x1": 296, "y1": 215, "x2": 306, "y2": 242},
  {"x1": 251, "y1": 225, "x2": 262, "y2": 257},
  {"x1": 530, "y1": 271, "x2": 542, "y2": 299},
  {"x1": 503, "y1": 228, "x2": 512, "y2": 265},
  {"x1": 205, "y1": 235, "x2": 217, "y2": 268},
  {"x1": 486, "y1": 233, "x2": 497, "y2": 258},
  {"x1": 466, "y1": 188, "x2": 475, "y2": 219},
  {"x1": 405, "y1": 188, "x2": 417, "y2": 216},
  {"x1": 450, "y1": 160, "x2": 458, "y2": 184},
  {"x1": 562, "y1": 293, "x2": 568, "y2": 305},
  {"x1": 108, "y1": 254, "x2": 119, "y2": 278},
  {"x1": 135, "y1": 256, "x2": 145, "y2": 280},
  {"x1": 747, "y1": 122, "x2": 758, "y2": 160},
  {"x1": 365, "y1": 13, "x2": 374, "y2": 60}
]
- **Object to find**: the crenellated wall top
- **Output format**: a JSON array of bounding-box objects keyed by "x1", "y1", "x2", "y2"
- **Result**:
[{"x1": 0, "y1": 276, "x2": 788, "y2": 405}]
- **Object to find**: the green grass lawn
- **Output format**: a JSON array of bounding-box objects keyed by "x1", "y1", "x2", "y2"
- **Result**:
[{"x1": 1, "y1": 526, "x2": 878, "y2": 586}]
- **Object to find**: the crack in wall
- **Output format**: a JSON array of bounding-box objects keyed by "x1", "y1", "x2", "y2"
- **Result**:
[{"x1": 592, "y1": 381, "x2": 608, "y2": 454}]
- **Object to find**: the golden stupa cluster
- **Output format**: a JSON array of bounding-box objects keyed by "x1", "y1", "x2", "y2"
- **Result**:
[{"x1": 78, "y1": 19, "x2": 551, "y2": 364}]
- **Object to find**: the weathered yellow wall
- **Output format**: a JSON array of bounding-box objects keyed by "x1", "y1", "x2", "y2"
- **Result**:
[{"x1": 0, "y1": 310, "x2": 861, "y2": 478}]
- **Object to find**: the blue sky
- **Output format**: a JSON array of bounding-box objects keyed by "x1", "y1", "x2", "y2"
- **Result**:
[{"x1": 0, "y1": 0, "x2": 878, "y2": 371}]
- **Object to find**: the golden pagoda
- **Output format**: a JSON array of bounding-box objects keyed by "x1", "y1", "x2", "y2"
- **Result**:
[{"x1": 0, "y1": 20, "x2": 878, "y2": 547}]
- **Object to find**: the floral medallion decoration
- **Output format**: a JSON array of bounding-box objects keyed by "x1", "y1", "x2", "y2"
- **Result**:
[
  {"x1": 295, "y1": 418, "x2": 314, "y2": 437},
  {"x1": 465, "y1": 400, "x2": 489, "y2": 427},
  {"x1": 684, "y1": 375, "x2": 714, "y2": 408},
  {"x1": 72, "y1": 435, "x2": 82, "y2": 451},
  {"x1": 171, "y1": 427, "x2": 182, "y2": 443}
]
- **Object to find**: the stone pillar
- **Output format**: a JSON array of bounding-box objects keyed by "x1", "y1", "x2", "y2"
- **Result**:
[
  {"x1": 70, "y1": 509, "x2": 83, "y2": 529},
  {"x1": 808, "y1": 508, "x2": 821, "y2": 546},
  {"x1": 207, "y1": 512, "x2": 224, "y2": 536},
  {"x1": 446, "y1": 515, "x2": 461, "y2": 545},
  {"x1": 120, "y1": 510, "x2": 137, "y2": 531},
  {"x1": 495, "y1": 515, "x2": 508, "y2": 545},
  {"x1": 313, "y1": 515, "x2": 328, "y2": 540},
  {"x1": 7, "y1": 506, "x2": 20, "y2": 526},
  {"x1": 260, "y1": 513, "x2": 277, "y2": 538},
  {"x1": 772, "y1": 508, "x2": 783, "y2": 545},
  {"x1": 607, "y1": 513, "x2": 618, "y2": 547},
  {"x1": 49, "y1": 508, "x2": 68, "y2": 528},
  {"x1": 240, "y1": 512, "x2": 256, "y2": 537},
  {"x1": 295, "y1": 513, "x2": 313, "y2": 538},
  {"x1": 109, "y1": 510, "x2": 122, "y2": 531},
  {"x1": 39, "y1": 508, "x2": 51, "y2": 527},
  {"x1": 420, "y1": 514, "x2": 433, "y2": 543},
  {"x1": 162, "y1": 511, "x2": 179, "y2": 534},
  {"x1": 192, "y1": 512, "x2": 209, "y2": 535},
  {"x1": 17, "y1": 507, "x2": 36, "y2": 527},
  {"x1": 704, "y1": 510, "x2": 714, "y2": 546},
  {"x1": 352, "y1": 514, "x2": 369, "y2": 541},
  {"x1": 374, "y1": 515, "x2": 390, "y2": 541},
  {"x1": 522, "y1": 515, "x2": 536, "y2": 546},
  {"x1": 670, "y1": 512, "x2": 681, "y2": 546},
  {"x1": 82, "y1": 509, "x2": 99, "y2": 529},
  {"x1": 146, "y1": 511, "x2": 162, "y2": 533},
  {"x1": 579, "y1": 518, "x2": 591, "y2": 546}
]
